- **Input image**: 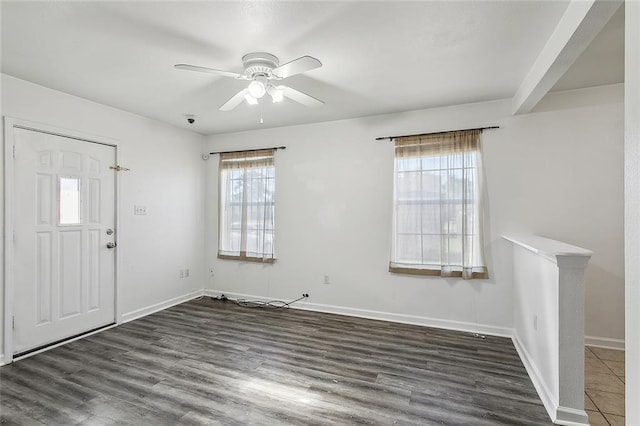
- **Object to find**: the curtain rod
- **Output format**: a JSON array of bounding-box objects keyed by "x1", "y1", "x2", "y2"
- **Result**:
[
  {"x1": 209, "y1": 146, "x2": 286, "y2": 155},
  {"x1": 375, "y1": 126, "x2": 500, "y2": 141}
]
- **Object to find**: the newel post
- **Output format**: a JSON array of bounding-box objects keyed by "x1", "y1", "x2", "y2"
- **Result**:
[{"x1": 555, "y1": 254, "x2": 591, "y2": 424}]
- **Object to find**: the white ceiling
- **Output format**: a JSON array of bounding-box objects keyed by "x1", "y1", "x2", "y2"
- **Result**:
[
  {"x1": 0, "y1": 1, "x2": 623, "y2": 135},
  {"x1": 551, "y1": 4, "x2": 624, "y2": 92}
]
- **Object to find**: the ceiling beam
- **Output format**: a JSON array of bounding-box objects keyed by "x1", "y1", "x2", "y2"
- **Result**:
[{"x1": 512, "y1": 0, "x2": 622, "y2": 115}]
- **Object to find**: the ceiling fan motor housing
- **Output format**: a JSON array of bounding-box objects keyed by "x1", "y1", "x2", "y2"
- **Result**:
[{"x1": 242, "y1": 52, "x2": 280, "y2": 78}]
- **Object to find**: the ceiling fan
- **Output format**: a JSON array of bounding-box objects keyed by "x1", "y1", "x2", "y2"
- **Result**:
[{"x1": 175, "y1": 52, "x2": 324, "y2": 111}]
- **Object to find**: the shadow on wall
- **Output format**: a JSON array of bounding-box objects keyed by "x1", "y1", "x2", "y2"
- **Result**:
[{"x1": 584, "y1": 263, "x2": 625, "y2": 342}]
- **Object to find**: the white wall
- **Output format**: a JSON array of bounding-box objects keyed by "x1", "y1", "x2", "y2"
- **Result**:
[
  {"x1": 511, "y1": 245, "x2": 561, "y2": 404},
  {"x1": 502, "y1": 86, "x2": 625, "y2": 347},
  {"x1": 507, "y1": 235, "x2": 592, "y2": 424},
  {"x1": 0, "y1": 74, "x2": 622, "y2": 362},
  {"x1": 205, "y1": 84, "x2": 624, "y2": 342},
  {"x1": 1, "y1": 74, "x2": 206, "y2": 361},
  {"x1": 625, "y1": 0, "x2": 640, "y2": 422}
]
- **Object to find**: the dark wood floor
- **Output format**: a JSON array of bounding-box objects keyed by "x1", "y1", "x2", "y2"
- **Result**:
[{"x1": 0, "y1": 298, "x2": 552, "y2": 425}]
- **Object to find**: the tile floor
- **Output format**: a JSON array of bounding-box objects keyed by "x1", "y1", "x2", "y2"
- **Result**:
[{"x1": 585, "y1": 346, "x2": 625, "y2": 425}]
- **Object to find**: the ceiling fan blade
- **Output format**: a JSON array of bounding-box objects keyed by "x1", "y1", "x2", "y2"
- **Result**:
[
  {"x1": 219, "y1": 89, "x2": 249, "y2": 111},
  {"x1": 174, "y1": 64, "x2": 248, "y2": 80},
  {"x1": 282, "y1": 86, "x2": 324, "y2": 107},
  {"x1": 272, "y1": 56, "x2": 322, "y2": 79}
]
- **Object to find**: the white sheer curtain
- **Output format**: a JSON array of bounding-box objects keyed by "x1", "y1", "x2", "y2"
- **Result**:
[
  {"x1": 390, "y1": 130, "x2": 488, "y2": 279},
  {"x1": 218, "y1": 149, "x2": 276, "y2": 262}
]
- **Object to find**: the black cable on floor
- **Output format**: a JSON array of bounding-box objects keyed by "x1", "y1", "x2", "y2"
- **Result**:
[{"x1": 212, "y1": 294, "x2": 307, "y2": 309}]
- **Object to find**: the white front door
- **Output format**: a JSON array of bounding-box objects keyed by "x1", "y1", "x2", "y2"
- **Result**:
[{"x1": 13, "y1": 127, "x2": 116, "y2": 355}]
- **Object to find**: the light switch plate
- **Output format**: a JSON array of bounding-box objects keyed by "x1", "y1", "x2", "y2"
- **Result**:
[{"x1": 134, "y1": 205, "x2": 147, "y2": 215}]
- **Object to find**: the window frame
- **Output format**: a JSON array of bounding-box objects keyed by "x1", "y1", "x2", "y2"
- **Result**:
[
  {"x1": 217, "y1": 150, "x2": 276, "y2": 263},
  {"x1": 389, "y1": 131, "x2": 488, "y2": 279}
]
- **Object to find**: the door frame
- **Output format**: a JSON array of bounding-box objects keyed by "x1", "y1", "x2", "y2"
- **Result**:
[{"x1": 3, "y1": 117, "x2": 121, "y2": 364}]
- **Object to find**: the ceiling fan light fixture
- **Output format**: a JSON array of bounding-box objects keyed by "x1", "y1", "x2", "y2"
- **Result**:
[
  {"x1": 244, "y1": 93, "x2": 259, "y2": 105},
  {"x1": 247, "y1": 80, "x2": 266, "y2": 98},
  {"x1": 268, "y1": 85, "x2": 285, "y2": 103}
]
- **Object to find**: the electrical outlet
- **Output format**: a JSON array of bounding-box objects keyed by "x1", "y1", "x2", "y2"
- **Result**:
[
  {"x1": 323, "y1": 275, "x2": 330, "y2": 285},
  {"x1": 134, "y1": 205, "x2": 147, "y2": 215},
  {"x1": 179, "y1": 269, "x2": 185, "y2": 279},
  {"x1": 209, "y1": 267, "x2": 215, "y2": 276}
]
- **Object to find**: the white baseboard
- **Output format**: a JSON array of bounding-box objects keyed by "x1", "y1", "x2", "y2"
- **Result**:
[
  {"x1": 120, "y1": 289, "x2": 205, "y2": 323},
  {"x1": 511, "y1": 333, "x2": 589, "y2": 426},
  {"x1": 555, "y1": 406, "x2": 590, "y2": 426},
  {"x1": 204, "y1": 289, "x2": 512, "y2": 338},
  {"x1": 585, "y1": 336, "x2": 625, "y2": 350},
  {"x1": 511, "y1": 333, "x2": 559, "y2": 424}
]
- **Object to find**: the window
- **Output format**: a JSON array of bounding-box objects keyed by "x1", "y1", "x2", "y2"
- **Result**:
[
  {"x1": 390, "y1": 130, "x2": 488, "y2": 279},
  {"x1": 59, "y1": 176, "x2": 81, "y2": 225},
  {"x1": 218, "y1": 149, "x2": 276, "y2": 262}
]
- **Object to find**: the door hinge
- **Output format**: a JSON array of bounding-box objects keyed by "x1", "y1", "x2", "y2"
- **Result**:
[
  {"x1": 109, "y1": 165, "x2": 130, "y2": 172},
  {"x1": 12, "y1": 316, "x2": 15, "y2": 330},
  {"x1": 13, "y1": 144, "x2": 16, "y2": 159}
]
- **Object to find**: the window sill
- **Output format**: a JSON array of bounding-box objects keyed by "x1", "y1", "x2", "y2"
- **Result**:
[
  {"x1": 217, "y1": 254, "x2": 276, "y2": 264},
  {"x1": 389, "y1": 264, "x2": 488, "y2": 279}
]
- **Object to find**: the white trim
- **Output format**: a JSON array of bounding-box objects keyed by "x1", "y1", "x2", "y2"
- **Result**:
[
  {"x1": 502, "y1": 235, "x2": 593, "y2": 261},
  {"x1": 555, "y1": 406, "x2": 589, "y2": 426},
  {"x1": 585, "y1": 336, "x2": 625, "y2": 351},
  {"x1": 0, "y1": 353, "x2": 5, "y2": 367},
  {"x1": 512, "y1": 333, "x2": 559, "y2": 423},
  {"x1": 2, "y1": 117, "x2": 119, "y2": 365},
  {"x1": 511, "y1": 332, "x2": 589, "y2": 425},
  {"x1": 5, "y1": 117, "x2": 119, "y2": 147},
  {"x1": 299, "y1": 302, "x2": 512, "y2": 337},
  {"x1": 120, "y1": 290, "x2": 205, "y2": 323},
  {"x1": 203, "y1": 289, "x2": 512, "y2": 337},
  {"x1": 3, "y1": 118, "x2": 16, "y2": 365},
  {"x1": 114, "y1": 136, "x2": 122, "y2": 326}
]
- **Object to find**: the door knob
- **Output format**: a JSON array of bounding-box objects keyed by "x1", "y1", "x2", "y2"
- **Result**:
[{"x1": 106, "y1": 242, "x2": 117, "y2": 249}]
